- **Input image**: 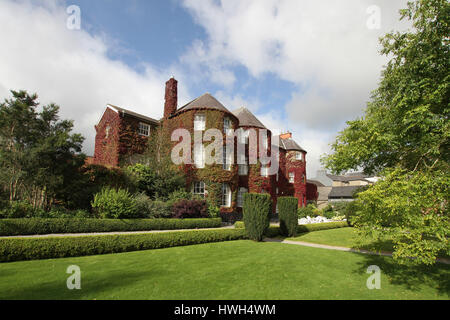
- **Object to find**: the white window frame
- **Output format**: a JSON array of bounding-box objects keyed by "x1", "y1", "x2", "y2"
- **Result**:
[
  {"x1": 296, "y1": 152, "x2": 302, "y2": 160},
  {"x1": 138, "y1": 122, "x2": 150, "y2": 137},
  {"x1": 194, "y1": 143, "x2": 205, "y2": 168},
  {"x1": 223, "y1": 146, "x2": 232, "y2": 171},
  {"x1": 238, "y1": 153, "x2": 248, "y2": 176},
  {"x1": 240, "y1": 130, "x2": 249, "y2": 144},
  {"x1": 221, "y1": 183, "x2": 231, "y2": 207},
  {"x1": 194, "y1": 114, "x2": 206, "y2": 131},
  {"x1": 261, "y1": 165, "x2": 269, "y2": 177},
  {"x1": 224, "y1": 117, "x2": 233, "y2": 136},
  {"x1": 193, "y1": 181, "x2": 206, "y2": 198},
  {"x1": 237, "y1": 187, "x2": 248, "y2": 208},
  {"x1": 289, "y1": 172, "x2": 295, "y2": 183}
]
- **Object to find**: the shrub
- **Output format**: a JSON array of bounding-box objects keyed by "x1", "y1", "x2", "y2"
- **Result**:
[
  {"x1": 242, "y1": 193, "x2": 271, "y2": 241},
  {"x1": 278, "y1": 197, "x2": 298, "y2": 237},
  {"x1": 0, "y1": 218, "x2": 222, "y2": 236},
  {"x1": 220, "y1": 211, "x2": 242, "y2": 223},
  {"x1": 172, "y1": 200, "x2": 208, "y2": 219},
  {"x1": 91, "y1": 187, "x2": 139, "y2": 219},
  {"x1": 126, "y1": 164, "x2": 185, "y2": 200},
  {"x1": 343, "y1": 201, "x2": 359, "y2": 226},
  {"x1": 297, "y1": 221, "x2": 349, "y2": 233},
  {"x1": 0, "y1": 228, "x2": 247, "y2": 262},
  {"x1": 297, "y1": 206, "x2": 313, "y2": 219},
  {"x1": 234, "y1": 221, "x2": 245, "y2": 229}
]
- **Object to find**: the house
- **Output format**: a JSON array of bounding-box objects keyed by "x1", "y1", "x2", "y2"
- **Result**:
[
  {"x1": 309, "y1": 170, "x2": 378, "y2": 208},
  {"x1": 92, "y1": 77, "x2": 317, "y2": 216}
]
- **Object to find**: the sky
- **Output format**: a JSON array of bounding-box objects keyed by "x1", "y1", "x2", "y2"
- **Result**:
[{"x1": 0, "y1": 0, "x2": 411, "y2": 176}]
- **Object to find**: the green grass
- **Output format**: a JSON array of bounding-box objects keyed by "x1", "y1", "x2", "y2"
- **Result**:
[
  {"x1": 287, "y1": 227, "x2": 395, "y2": 252},
  {"x1": 0, "y1": 240, "x2": 448, "y2": 300}
]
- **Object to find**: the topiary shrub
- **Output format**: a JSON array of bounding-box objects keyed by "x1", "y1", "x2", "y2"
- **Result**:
[
  {"x1": 278, "y1": 197, "x2": 298, "y2": 237},
  {"x1": 91, "y1": 187, "x2": 138, "y2": 219},
  {"x1": 242, "y1": 193, "x2": 271, "y2": 241},
  {"x1": 172, "y1": 199, "x2": 208, "y2": 219}
]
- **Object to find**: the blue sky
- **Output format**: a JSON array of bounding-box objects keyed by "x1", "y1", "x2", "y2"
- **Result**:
[{"x1": 0, "y1": 0, "x2": 410, "y2": 174}]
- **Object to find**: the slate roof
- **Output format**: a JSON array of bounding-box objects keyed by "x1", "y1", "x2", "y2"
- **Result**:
[
  {"x1": 173, "y1": 93, "x2": 236, "y2": 118},
  {"x1": 326, "y1": 174, "x2": 370, "y2": 183},
  {"x1": 328, "y1": 186, "x2": 363, "y2": 199},
  {"x1": 231, "y1": 107, "x2": 267, "y2": 129},
  {"x1": 108, "y1": 104, "x2": 159, "y2": 125},
  {"x1": 273, "y1": 135, "x2": 307, "y2": 153},
  {"x1": 307, "y1": 179, "x2": 325, "y2": 187}
]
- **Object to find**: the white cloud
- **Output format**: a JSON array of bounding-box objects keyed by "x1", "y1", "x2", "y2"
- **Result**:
[
  {"x1": 181, "y1": 0, "x2": 412, "y2": 173},
  {"x1": 0, "y1": 0, "x2": 187, "y2": 156}
]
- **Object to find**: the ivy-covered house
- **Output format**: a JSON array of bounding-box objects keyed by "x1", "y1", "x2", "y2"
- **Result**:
[{"x1": 92, "y1": 77, "x2": 317, "y2": 215}]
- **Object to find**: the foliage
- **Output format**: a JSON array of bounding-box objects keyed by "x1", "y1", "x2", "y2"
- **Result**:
[
  {"x1": 322, "y1": 204, "x2": 335, "y2": 219},
  {"x1": 297, "y1": 203, "x2": 320, "y2": 218},
  {"x1": 278, "y1": 197, "x2": 298, "y2": 237},
  {"x1": 172, "y1": 199, "x2": 208, "y2": 219},
  {"x1": 353, "y1": 168, "x2": 449, "y2": 265},
  {"x1": 135, "y1": 193, "x2": 172, "y2": 219},
  {"x1": 91, "y1": 187, "x2": 139, "y2": 219},
  {"x1": 126, "y1": 163, "x2": 185, "y2": 200},
  {"x1": 0, "y1": 228, "x2": 247, "y2": 262},
  {"x1": 0, "y1": 218, "x2": 222, "y2": 236},
  {"x1": 0, "y1": 90, "x2": 85, "y2": 210},
  {"x1": 242, "y1": 193, "x2": 271, "y2": 241}
]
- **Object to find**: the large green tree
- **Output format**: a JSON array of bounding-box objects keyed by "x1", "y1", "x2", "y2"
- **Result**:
[
  {"x1": 0, "y1": 90, "x2": 85, "y2": 210},
  {"x1": 322, "y1": 0, "x2": 449, "y2": 264}
]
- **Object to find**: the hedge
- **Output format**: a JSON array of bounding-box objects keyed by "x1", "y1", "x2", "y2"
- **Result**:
[
  {"x1": 0, "y1": 218, "x2": 222, "y2": 237},
  {"x1": 234, "y1": 220, "x2": 349, "y2": 237},
  {"x1": 242, "y1": 193, "x2": 272, "y2": 241},
  {"x1": 277, "y1": 197, "x2": 298, "y2": 237},
  {"x1": 0, "y1": 228, "x2": 247, "y2": 262}
]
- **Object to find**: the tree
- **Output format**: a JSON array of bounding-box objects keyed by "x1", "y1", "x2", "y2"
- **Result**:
[
  {"x1": 322, "y1": 0, "x2": 449, "y2": 264},
  {"x1": 0, "y1": 90, "x2": 85, "y2": 210}
]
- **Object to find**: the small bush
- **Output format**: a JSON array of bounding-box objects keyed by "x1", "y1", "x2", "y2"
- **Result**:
[
  {"x1": 220, "y1": 211, "x2": 242, "y2": 223},
  {"x1": 91, "y1": 187, "x2": 139, "y2": 219},
  {"x1": 172, "y1": 199, "x2": 208, "y2": 219},
  {"x1": 243, "y1": 193, "x2": 271, "y2": 241},
  {"x1": 278, "y1": 197, "x2": 298, "y2": 237},
  {"x1": 134, "y1": 193, "x2": 172, "y2": 219},
  {"x1": 297, "y1": 221, "x2": 349, "y2": 233},
  {"x1": 343, "y1": 201, "x2": 359, "y2": 226},
  {"x1": 0, "y1": 218, "x2": 222, "y2": 236},
  {"x1": 0, "y1": 201, "x2": 43, "y2": 218},
  {"x1": 0, "y1": 228, "x2": 246, "y2": 262}
]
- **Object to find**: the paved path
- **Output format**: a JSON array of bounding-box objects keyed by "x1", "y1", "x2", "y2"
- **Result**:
[
  {"x1": 0, "y1": 226, "x2": 235, "y2": 239},
  {"x1": 264, "y1": 237, "x2": 450, "y2": 265}
]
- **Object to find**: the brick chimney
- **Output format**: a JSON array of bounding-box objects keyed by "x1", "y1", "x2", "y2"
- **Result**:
[
  {"x1": 164, "y1": 77, "x2": 178, "y2": 118},
  {"x1": 280, "y1": 131, "x2": 292, "y2": 140}
]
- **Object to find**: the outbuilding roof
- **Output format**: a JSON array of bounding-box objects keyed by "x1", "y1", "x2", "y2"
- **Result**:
[{"x1": 108, "y1": 104, "x2": 159, "y2": 125}]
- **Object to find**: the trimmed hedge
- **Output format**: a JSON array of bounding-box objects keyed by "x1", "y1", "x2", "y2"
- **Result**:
[
  {"x1": 297, "y1": 221, "x2": 349, "y2": 233},
  {"x1": 0, "y1": 218, "x2": 222, "y2": 237},
  {"x1": 278, "y1": 197, "x2": 298, "y2": 237},
  {"x1": 242, "y1": 193, "x2": 272, "y2": 241},
  {"x1": 235, "y1": 221, "x2": 349, "y2": 238},
  {"x1": 0, "y1": 228, "x2": 247, "y2": 262}
]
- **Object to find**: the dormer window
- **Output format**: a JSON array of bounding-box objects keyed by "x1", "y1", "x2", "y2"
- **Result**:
[
  {"x1": 296, "y1": 152, "x2": 302, "y2": 160},
  {"x1": 194, "y1": 114, "x2": 206, "y2": 131},
  {"x1": 138, "y1": 122, "x2": 150, "y2": 137}
]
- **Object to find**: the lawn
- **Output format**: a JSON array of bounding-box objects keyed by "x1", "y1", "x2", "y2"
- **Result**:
[
  {"x1": 0, "y1": 240, "x2": 448, "y2": 300},
  {"x1": 287, "y1": 227, "x2": 395, "y2": 252}
]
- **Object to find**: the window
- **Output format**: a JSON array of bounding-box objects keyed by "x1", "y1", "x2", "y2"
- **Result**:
[
  {"x1": 238, "y1": 153, "x2": 248, "y2": 176},
  {"x1": 224, "y1": 117, "x2": 233, "y2": 135},
  {"x1": 223, "y1": 146, "x2": 231, "y2": 171},
  {"x1": 289, "y1": 172, "x2": 295, "y2": 183},
  {"x1": 194, "y1": 114, "x2": 206, "y2": 131},
  {"x1": 105, "y1": 125, "x2": 111, "y2": 138},
  {"x1": 237, "y1": 187, "x2": 248, "y2": 207},
  {"x1": 239, "y1": 130, "x2": 249, "y2": 144},
  {"x1": 261, "y1": 165, "x2": 269, "y2": 177},
  {"x1": 221, "y1": 183, "x2": 231, "y2": 207},
  {"x1": 138, "y1": 122, "x2": 150, "y2": 137},
  {"x1": 193, "y1": 181, "x2": 205, "y2": 198},
  {"x1": 296, "y1": 152, "x2": 302, "y2": 160},
  {"x1": 194, "y1": 144, "x2": 205, "y2": 168}
]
